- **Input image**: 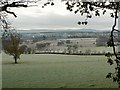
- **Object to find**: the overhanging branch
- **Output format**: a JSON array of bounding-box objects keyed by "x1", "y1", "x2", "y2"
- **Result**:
[{"x1": 1, "y1": 2, "x2": 27, "y2": 17}]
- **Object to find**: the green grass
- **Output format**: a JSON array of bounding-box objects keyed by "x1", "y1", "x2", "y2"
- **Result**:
[{"x1": 2, "y1": 54, "x2": 118, "y2": 88}]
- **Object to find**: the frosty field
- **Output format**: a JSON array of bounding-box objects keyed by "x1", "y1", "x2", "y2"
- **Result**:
[{"x1": 2, "y1": 54, "x2": 118, "y2": 88}]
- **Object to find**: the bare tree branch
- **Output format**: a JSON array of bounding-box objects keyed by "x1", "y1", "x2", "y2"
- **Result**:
[{"x1": 0, "y1": 1, "x2": 27, "y2": 17}]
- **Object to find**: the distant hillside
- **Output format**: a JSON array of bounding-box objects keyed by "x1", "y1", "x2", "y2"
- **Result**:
[{"x1": 16, "y1": 29, "x2": 110, "y2": 34}]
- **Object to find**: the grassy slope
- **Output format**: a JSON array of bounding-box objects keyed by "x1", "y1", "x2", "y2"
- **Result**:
[{"x1": 2, "y1": 54, "x2": 118, "y2": 88}]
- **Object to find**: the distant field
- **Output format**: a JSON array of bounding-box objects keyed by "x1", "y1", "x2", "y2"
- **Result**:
[
  {"x1": 78, "y1": 46, "x2": 115, "y2": 53},
  {"x1": 2, "y1": 54, "x2": 118, "y2": 88}
]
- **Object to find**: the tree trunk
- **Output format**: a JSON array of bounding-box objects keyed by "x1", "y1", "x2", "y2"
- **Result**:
[
  {"x1": 117, "y1": 4, "x2": 120, "y2": 88},
  {"x1": 14, "y1": 56, "x2": 17, "y2": 64}
]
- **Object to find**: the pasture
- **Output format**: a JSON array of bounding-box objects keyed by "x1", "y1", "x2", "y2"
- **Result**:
[{"x1": 2, "y1": 54, "x2": 118, "y2": 88}]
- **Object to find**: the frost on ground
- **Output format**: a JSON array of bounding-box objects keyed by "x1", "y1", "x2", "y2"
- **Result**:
[{"x1": 2, "y1": 54, "x2": 118, "y2": 88}]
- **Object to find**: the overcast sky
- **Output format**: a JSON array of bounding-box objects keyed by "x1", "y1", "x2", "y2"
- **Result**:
[{"x1": 8, "y1": 0, "x2": 115, "y2": 30}]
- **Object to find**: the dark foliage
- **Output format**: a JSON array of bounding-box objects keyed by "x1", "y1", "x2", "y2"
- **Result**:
[
  {"x1": 42, "y1": 1, "x2": 54, "y2": 8},
  {"x1": 64, "y1": 1, "x2": 119, "y2": 25}
]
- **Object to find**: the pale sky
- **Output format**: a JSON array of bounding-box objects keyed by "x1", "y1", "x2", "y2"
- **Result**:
[{"x1": 8, "y1": 0, "x2": 116, "y2": 30}]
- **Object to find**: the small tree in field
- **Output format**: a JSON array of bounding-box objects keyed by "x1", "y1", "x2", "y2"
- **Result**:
[{"x1": 2, "y1": 33, "x2": 24, "y2": 64}]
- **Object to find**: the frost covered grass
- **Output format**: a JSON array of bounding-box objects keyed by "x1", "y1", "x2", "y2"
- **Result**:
[{"x1": 2, "y1": 54, "x2": 118, "y2": 88}]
